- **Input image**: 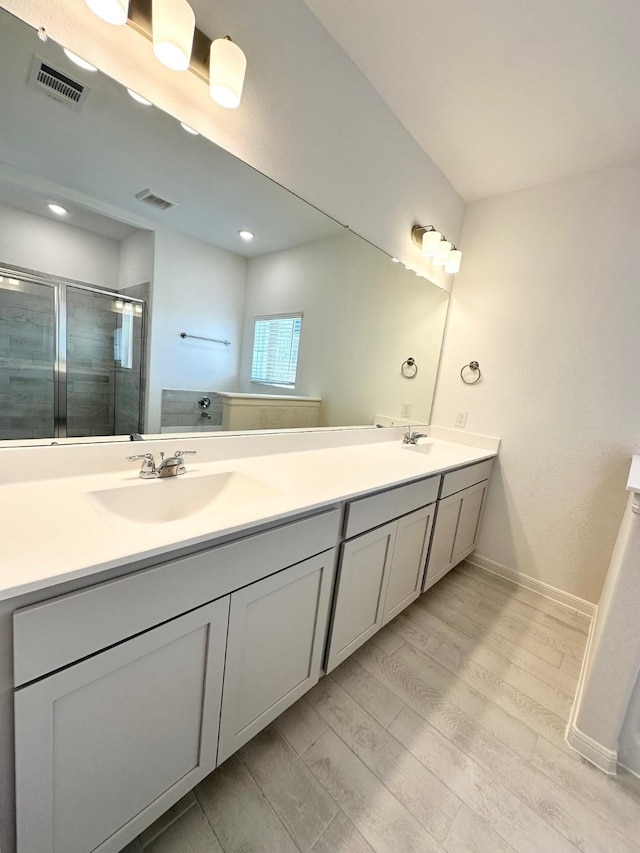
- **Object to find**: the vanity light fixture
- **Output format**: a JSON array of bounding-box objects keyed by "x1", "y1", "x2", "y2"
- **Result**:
[
  {"x1": 63, "y1": 49, "x2": 98, "y2": 72},
  {"x1": 127, "y1": 88, "x2": 152, "y2": 105},
  {"x1": 238, "y1": 229, "x2": 254, "y2": 241},
  {"x1": 180, "y1": 121, "x2": 199, "y2": 135},
  {"x1": 411, "y1": 225, "x2": 463, "y2": 275},
  {"x1": 210, "y1": 37, "x2": 247, "y2": 109},
  {"x1": 85, "y1": 0, "x2": 249, "y2": 107},
  {"x1": 84, "y1": 0, "x2": 130, "y2": 26},
  {"x1": 152, "y1": 0, "x2": 195, "y2": 72},
  {"x1": 47, "y1": 203, "x2": 68, "y2": 216}
]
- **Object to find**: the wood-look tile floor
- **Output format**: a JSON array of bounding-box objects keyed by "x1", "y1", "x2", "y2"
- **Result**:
[{"x1": 125, "y1": 563, "x2": 640, "y2": 853}]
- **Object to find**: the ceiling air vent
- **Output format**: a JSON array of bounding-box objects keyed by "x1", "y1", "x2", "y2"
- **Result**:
[
  {"x1": 134, "y1": 189, "x2": 178, "y2": 211},
  {"x1": 28, "y1": 56, "x2": 90, "y2": 111}
]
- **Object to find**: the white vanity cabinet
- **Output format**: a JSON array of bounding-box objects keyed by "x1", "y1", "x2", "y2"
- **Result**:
[
  {"x1": 217, "y1": 549, "x2": 335, "y2": 762},
  {"x1": 325, "y1": 477, "x2": 439, "y2": 672},
  {"x1": 14, "y1": 599, "x2": 229, "y2": 853},
  {"x1": 423, "y1": 459, "x2": 493, "y2": 592},
  {"x1": 12, "y1": 509, "x2": 340, "y2": 853}
]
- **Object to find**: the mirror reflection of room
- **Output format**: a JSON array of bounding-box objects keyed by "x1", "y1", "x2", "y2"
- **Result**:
[{"x1": 0, "y1": 7, "x2": 449, "y2": 442}]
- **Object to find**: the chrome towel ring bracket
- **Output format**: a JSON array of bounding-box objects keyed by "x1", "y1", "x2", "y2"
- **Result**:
[
  {"x1": 460, "y1": 361, "x2": 482, "y2": 384},
  {"x1": 401, "y1": 357, "x2": 418, "y2": 378}
]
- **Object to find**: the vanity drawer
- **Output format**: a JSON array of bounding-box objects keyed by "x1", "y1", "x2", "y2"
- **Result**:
[
  {"x1": 344, "y1": 476, "x2": 440, "y2": 539},
  {"x1": 13, "y1": 508, "x2": 340, "y2": 687},
  {"x1": 441, "y1": 458, "x2": 494, "y2": 499}
]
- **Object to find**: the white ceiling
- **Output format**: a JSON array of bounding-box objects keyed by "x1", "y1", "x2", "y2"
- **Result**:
[{"x1": 303, "y1": 0, "x2": 640, "y2": 201}]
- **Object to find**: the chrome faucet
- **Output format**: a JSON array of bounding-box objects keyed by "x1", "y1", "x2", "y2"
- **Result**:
[
  {"x1": 127, "y1": 450, "x2": 197, "y2": 479},
  {"x1": 402, "y1": 430, "x2": 427, "y2": 445}
]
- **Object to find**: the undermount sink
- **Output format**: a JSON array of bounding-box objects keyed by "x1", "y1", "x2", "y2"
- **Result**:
[{"x1": 89, "y1": 471, "x2": 279, "y2": 525}]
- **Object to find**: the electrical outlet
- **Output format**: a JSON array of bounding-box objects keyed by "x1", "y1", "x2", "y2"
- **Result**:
[
  {"x1": 401, "y1": 402, "x2": 411, "y2": 418},
  {"x1": 455, "y1": 410, "x2": 468, "y2": 428}
]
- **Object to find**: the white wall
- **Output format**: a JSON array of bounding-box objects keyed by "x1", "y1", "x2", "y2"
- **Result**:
[
  {"x1": 432, "y1": 162, "x2": 640, "y2": 603},
  {"x1": 0, "y1": 202, "x2": 120, "y2": 287},
  {"x1": 147, "y1": 230, "x2": 246, "y2": 432},
  {"x1": 240, "y1": 233, "x2": 449, "y2": 426},
  {"x1": 4, "y1": 0, "x2": 465, "y2": 290},
  {"x1": 118, "y1": 231, "x2": 154, "y2": 290}
]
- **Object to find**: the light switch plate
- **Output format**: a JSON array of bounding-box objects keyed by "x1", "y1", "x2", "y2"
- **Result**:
[{"x1": 401, "y1": 402, "x2": 412, "y2": 418}]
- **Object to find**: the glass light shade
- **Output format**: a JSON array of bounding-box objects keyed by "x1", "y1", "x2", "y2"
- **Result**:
[
  {"x1": 432, "y1": 240, "x2": 452, "y2": 266},
  {"x1": 421, "y1": 229, "x2": 442, "y2": 257},
  {"x1": 85, "y1": 0, "x2": 129, "y2": 25},
  {"x1": 210, "y1": 37, "x2": 247, "y2": 108},
  {"x1": 152, "y1": 0, "x2": 195, "y2": 71},
  {"x1": 444, "y1": 249, "x2": 462, "y2": 274}
]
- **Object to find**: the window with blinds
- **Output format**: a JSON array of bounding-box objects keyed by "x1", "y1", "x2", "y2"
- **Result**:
[{"x1": 250, "y1": 313, "x2": 302, "y2": 387}]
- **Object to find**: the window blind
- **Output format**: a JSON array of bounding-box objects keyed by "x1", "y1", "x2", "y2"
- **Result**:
[{"x1": 250, "y1": 314, "x2": 302, "y2": 387}]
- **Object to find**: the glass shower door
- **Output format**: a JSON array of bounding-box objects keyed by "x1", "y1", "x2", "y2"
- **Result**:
[
  {"x1": 0, "y1": 275, "x2": 56, "y2": 440},
  {"x1": 65, "y1": 286, "x2": 144, "y2": 438}
]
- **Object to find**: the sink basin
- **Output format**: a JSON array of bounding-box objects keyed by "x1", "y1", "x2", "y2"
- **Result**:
[
  {"x1": 402, "y1": 441, "x2": 433, "y2": 455},
  {"x1": 89, "y1": 471, "x2": 279, "y2": 525}
]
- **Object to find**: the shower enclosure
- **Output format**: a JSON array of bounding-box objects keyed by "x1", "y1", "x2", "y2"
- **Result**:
[{"x1": 0, "y1": 268, "x2": 145, "y2": 441}]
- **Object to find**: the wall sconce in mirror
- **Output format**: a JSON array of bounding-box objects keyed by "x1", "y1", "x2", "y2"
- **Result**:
[
  {"x1": 411, "y1": 225, "x2": 462, "y2": 275},
  {"x1": 84, "y1": 0, "x2": 247, "y2": 108}
]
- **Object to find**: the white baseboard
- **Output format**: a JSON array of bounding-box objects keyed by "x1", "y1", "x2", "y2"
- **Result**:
[
  {"x1": 565, "y1": 721, "x2": 618, "y2": 774},
  {"x1": 465, "y1": 554, "x2": 596, "y2": 618}
]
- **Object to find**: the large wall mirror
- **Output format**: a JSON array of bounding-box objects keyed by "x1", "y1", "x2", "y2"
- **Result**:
[{"x1": 0, "y1": 7, "x2": 449, "y2": 445}]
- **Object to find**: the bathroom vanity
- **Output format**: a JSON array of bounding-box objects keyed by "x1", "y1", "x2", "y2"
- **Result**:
[{"x1": 0, "y1": 426, "x2": 497, "y2": 853}]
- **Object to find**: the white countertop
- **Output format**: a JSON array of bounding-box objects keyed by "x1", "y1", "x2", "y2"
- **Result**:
[{"x1": 0, "y1": 430, "x2": 497, "y2": 602}]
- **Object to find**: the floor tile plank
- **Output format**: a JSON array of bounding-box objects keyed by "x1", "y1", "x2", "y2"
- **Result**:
[
  {"x1": 274, "y1": 697, "x2": 328, "y2": 755},
  {"x1": 356, "y1": 640, "x2": 538, "y2": 759},
  {"x1": 390, "y1": 706, "x2": 580, "y2": 853},
  {"x1": 330, "y1": 655, "x2": 405, "y2": 728},
  {"x1": 306, "y1": 675, "x2": 460, "y2": 842},
  {"x1": 454, "y1": 564, "x2": 592, "y2": 633},
  {"x1": 196, "y1": 755, "x2": 299, "y2": 853},
  {"x1": 311, "y1": 810, "x2": 375, "y2": 853},
  {"x1": 303, "y1": 728, "x2": 443, "y2": 853},
  {"x1": 443, "y1": 804, "x2": 516, "y2": 853},
  {"x1": 143, "y1": 804, "x2": 223, "y2": 853},
  {"x1": 238, "y1": 726, "x2": 338, "y2": 851}
]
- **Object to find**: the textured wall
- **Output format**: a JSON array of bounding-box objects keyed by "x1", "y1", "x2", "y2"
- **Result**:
[{"x1": 432, "y1": 162, "x2": 640, "y2": 603}]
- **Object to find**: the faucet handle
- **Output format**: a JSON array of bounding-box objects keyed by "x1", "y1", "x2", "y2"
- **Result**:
[
  {"x1": 174, "y1": 450, "x2": 197, "y2": 458},
  {"x1": 127, "y1": 452, "x2": 155, "y2": 463}
]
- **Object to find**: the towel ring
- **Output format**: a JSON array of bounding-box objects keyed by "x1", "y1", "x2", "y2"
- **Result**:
[
  {"x1": 401, "y1": 357, "x2": 418, "y2": 378},
  {"x1": 460, "y1": 361, "x2": 482, "y2": 384}
]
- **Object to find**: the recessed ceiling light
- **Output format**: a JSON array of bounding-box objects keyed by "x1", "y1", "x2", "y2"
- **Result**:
[
  {"x1": 180, "y1": 122, "x2": 199, "y2": 135},
  {"x1": 127, "y1": 88, "x2": 152, "y2": 106},
  {"x1": 63, "y1": 49, "x2": 98, "y2": 72},
  {"x1": 48, "y1": 203, "x2": 68, "y2": 216},
  {"x1": 238, "y1": 229, "x2": 254, "y2": 241}
]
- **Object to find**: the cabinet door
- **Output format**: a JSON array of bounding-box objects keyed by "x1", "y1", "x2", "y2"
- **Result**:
[
  {"x1": 383, "y1": 505, "x2": 434, "y2": 624},
  {"x1": 217, "y1": 550, "x2": 336, "y2": 763},
  {"x1": 14, "y1": 598, "x2": 229, "y2": 853},
  {"x1": 423, "y1": 491, "x2": 464, "y2": 592},
  {"x1": 451, "y1": 479, "x2": 488, "y2": 565},
  {"x1": 325, "y1": 522, "x2": 396, "y2": 673}
]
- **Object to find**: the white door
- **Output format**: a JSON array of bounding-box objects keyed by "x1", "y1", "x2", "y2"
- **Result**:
[
  {"x1": 383, "y1": 505, "x2": 434, "y2": 623},
  {"x1": 14, "y1": 598, "x2": 229, "y2": 853},
  {"x1": 325, "y1": 522, "x2": 396, "y2": 673},
  {"x1": 217, "y1": 550, "x2": 336, "y2": 763}
]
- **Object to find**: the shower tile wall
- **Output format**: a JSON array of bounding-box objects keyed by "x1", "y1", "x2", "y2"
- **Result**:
[
  {"x1": 0, "y1": 282, "x2": 55, "y2": 440},
  {"x1": 66, "y1": 288, "x2": 117, "y2": 437},
  {"x1": 160, "y1": 389, "x2": 223, "y2": 428}
]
